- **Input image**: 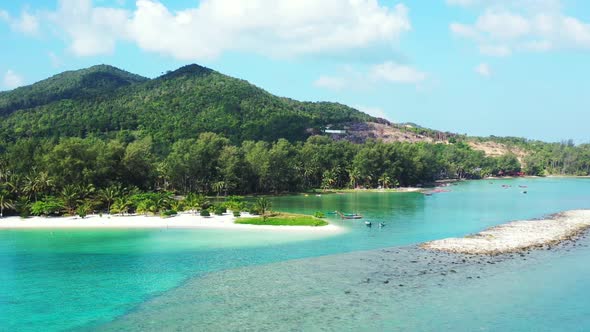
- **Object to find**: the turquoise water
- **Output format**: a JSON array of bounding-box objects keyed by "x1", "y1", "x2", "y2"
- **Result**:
[{"x1": 1, "y1": 178, "x2": 590, "y2": 331}]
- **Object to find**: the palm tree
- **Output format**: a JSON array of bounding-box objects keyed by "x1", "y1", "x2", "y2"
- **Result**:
[
  {"x1": 76, "y1": 201, "x2": 93, "y2": 219},
  {"x1": 111, "y1": 197, "x2": 131, "y2": 215},
  {"x1": 378, "y1": 174, "x2": 391, "y2": 189},
  {"x1": 348, "y1": 168, "x2": 361, "y2": 189},
  {"x1": 0, "y1": 191, "x2": 14, "y2": 218},
  {"x1": 98, "y1": 185, "x2": 121, "y2": 215},
  {"x1": 61, "y1": 185, "x2": 81, "y2": 215},
  {"x1": 254, "y1": 197, "x2": 272, "y2": 222},
  {"x1": 212, "y1": 181, "x2": 226, "y2": 197},
  {"x1": 185, "y1": 193, "x2": 205, "y2": 215},
  {"x1": 77, "y1": 184, "x2": 95, "y2": 200},
  {"x1": 136, "y1": 200, "x2": 151, "y2": 216},
  {"x1": 36, "y1": 172, "x2": 54, "y2": 196},
  {"x1": 5, "y1": 174, "x2": 22, "y2": 196},
  {"x1": 154, "y1": 193, "x2": 171, "y2": 213},
  {"x1": 23, "y1": 175, "x2": 41, "y2": 202},
  {"x1": 321, "y1": 170, "x2": 337, "y2": 190}
]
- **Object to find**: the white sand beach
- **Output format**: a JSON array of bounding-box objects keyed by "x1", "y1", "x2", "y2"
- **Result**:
[
  {"x1": 421, "y1": 210, "x2": 590, "y2": 255},
  {"x1": 0, "y1": 212, "x2": 344, "y2": 233}
]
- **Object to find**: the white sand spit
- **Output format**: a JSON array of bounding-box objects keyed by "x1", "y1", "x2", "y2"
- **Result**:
[
  {"x1": 421, "y1": 210, "x2": 590, "y2": 255},
  {"x1": 0, "y1": 212, "x2": 343, "y2": 233}
]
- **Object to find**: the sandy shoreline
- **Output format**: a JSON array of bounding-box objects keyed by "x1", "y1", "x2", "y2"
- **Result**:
[
  {"x1": 421, "y1": 210, "x2": 590, "y2": 255},
  {"x1": 0, "y1": 212, "x2": 344, "y2": 233}
]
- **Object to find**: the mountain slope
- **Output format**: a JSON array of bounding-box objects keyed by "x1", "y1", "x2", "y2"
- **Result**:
[
  {"x1": 0, "y1": 65, "x2": 148, "y2": 117},
  {"x1": 0, "y1": 64, "x2": 373, "y2": 143}
]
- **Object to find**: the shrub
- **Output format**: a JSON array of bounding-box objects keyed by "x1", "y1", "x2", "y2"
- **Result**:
[
  {"x1": 200, "y1": 209, "x2": 210, "y2": 217},
  {"x1": 77, "y1": 203, "x2": 92, "y2": 219},
  {"x1": 233, "y1": 210, "x2": 241, "y2": 217},
  {"x1": 30, "y1": 197, "x2": 63, "y2": 216},
  {"x1": 213, "y1": 204, "x2": 227, "y2": 216},
  {"x1": 313, "y1": 211, "x2": 326, "y2": 218},
  {"x1": 162, "y1": 209, "x2": 178, "y2": 217},
  {"x1": 225, "y1": 196, "x2": 245, "y2": 212},
  {"x1": 248, "y1": 204, "x2": 260, "y2": 215}
]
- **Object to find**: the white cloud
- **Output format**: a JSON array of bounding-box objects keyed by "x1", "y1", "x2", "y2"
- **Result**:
[
  {"x1": 370, "y1": 61, "x2": 427, "y2": 84},
  {"x1": 446, "y1": 0, "x2": 477, "y2": 6},
  {"x1": 475, "y1": 63, "x2": 491, "y2": 77},
  {"x1": 449, "y1": 1, "x2": 590, "y2": 56},
  {"x1": 48, "y1": 52, "x2": 63, "y2": 68},
  {"x1": 0, "y1": 9, "x2": 40, "y2": 35},
  {"x1": 314, "y1": 61, "x2": 427, "y2": 91},
  {"x1": 40, "y1": 0, "x2": 412, "y2": 59},
  {"x1": 49, "y1": 0, "x2": 129, "y2": 56},
  {"x1": 479, "y1": 44, "x2": 512, "y2": 56},
  {"x1": 450, "y1": 23, "x2": 479, "y2": 39},
  {"x1": 475, "y1": 10, "x2": 531, "y2": 39},
  {"x1": 2, "y1": 70, "x2": 24, "y2": 89},
  {"x1": 354, "y1": 105, "x2": 390, "y2": 120},
  {"x1": 313, "y1": 76, "x2": 348, "y2": 91}
]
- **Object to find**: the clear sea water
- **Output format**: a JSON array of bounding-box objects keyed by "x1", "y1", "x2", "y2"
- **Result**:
[{"x1": 1, "y1": 178, "x2": 590, "y2": 331}]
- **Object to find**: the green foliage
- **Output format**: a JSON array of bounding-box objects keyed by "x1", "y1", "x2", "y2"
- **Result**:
[
  {"x1": 184, "y1": 193, "x2": 207, "y2": 213},
  {"x1": 0, "y1": 64, "x2": 370, "y2": 144},
  {"x1": 213, "y1": 204, "x2": 227, "y2": 216},
  {"x1": 16, "y1": 197, "x2": 31, "y2": 218},
  {"x1": 30, "y1": 197, "x2": 63, "y2": 216},
  {"x1": 224, "y1": 196, "x2": 245, "y2": 212},
  {"x1": 131, "y1": 192, "x2": 172, "y2": 215},
  {"x1": 76, "y1": 201, "x2": 93, "y2": 219},
  {"x1": 233, "y1": 210, "x2": 241, "y2": 217},
  {"x1": 253, "y1": 197, "x2": 272, "y2": 222},
  {"x1": 200, "y1": 209, "x2": 210, "y2": 217},
  {"x1": 236, "y1": 213, "x2": 328, "y2": 227},
  {"x1": 161, "y1": 210, "x2": 178, "y2": 217},
  {"x1": 0, "y1": 190, "x2": 15, "y2": 217},
  {"x1": 248, "y1": 204, "x2": 260, "y2": 216},
  {"x1": 313, "y1": 211, "x2": 326, "y2": 218}
]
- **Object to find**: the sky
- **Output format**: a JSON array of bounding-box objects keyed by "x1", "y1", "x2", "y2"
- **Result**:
[{"x1": 1, "y1": 0, "x2": 589, "y2": 143}]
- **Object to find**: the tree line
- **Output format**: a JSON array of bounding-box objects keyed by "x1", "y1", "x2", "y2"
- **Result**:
[{"x1": 0, "y1": 132, "x2": 527, "y2": 217}]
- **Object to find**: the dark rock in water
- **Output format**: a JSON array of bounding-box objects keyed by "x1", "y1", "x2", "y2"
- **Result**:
[
  {"x1": 344, "y1": 290, "x2": 351, "y2": 294},
  {"x1": 450, "y1": 270, "x2": 457, "y2": 273},
  {"x1": 383, "y1": 280, "x2": 390, "y2": 284}
]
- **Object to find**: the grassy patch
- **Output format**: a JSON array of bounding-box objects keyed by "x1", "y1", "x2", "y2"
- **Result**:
[{"x1": 236, "y1": 213, "x2": 329, "y2": 227}]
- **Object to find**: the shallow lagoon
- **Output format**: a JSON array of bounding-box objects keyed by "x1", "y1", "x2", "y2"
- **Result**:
[{"x1": 1, "y1": 178, "x2": 590, "y2": 331}]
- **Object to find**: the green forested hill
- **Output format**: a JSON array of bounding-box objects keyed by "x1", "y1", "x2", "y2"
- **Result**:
[
  {"x1": 0, "y1": 65, "x2": 148, "y2": 117},
  {"x1": 0, "y1": 64, "x2": 372, "y2": 144}
]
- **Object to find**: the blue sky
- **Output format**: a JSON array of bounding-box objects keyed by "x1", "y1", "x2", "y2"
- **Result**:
[{"x1": 1, "y1": 0, "x2": 589, "y2": 143}]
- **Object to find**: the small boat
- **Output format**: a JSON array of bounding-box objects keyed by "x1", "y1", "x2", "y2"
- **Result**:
[
  {"x1": 519, "y1": 185, "x2": 528, "y2": 188},
  {"x1": 346, "y1": 214, "x2": 363, "y2": 220},
  {"x1": 379, "y1": 222, "x2": 386, "y2": 228},
  {"x1": 336, "y1": 211, "x2": 363, "y2": 219},
  {"x1": 365, "y1": 221, "x2": 372, "y2": 227},
  {"x1": 522, "y1": 191, "x2": 528, "y2": 194}
]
